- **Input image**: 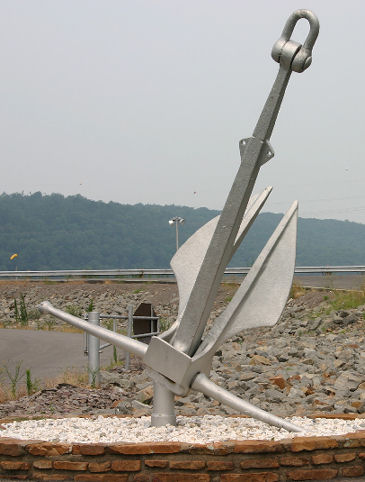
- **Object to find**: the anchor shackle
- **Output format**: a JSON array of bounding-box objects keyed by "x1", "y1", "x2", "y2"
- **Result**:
[{"x1": 272, "y1": 9, "x2": 319, "y2": 73}]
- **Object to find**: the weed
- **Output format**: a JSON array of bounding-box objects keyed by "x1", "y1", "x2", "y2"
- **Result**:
[
  {"x1": 0, "y1": 319, "x2": 12, "y2": 328},
  {"x1": 25, "y1": 369, "x2": 39, "y2": 395},
  {"x1": 48, "y1": 367, "x2": 88, "y2": 387},
  {"x1": 65, "y1": 304, "x2": 82, "y2": 317},
  {"x1": 44, "y1": 317, "x2": 56, "y2": 331},
  {"x1": 105, "y1": 358, "x2": 124, "y2": 370},
  {"x1": 0, "y1": 382, "x2": 27, "y2": 403},
  {"x1": 290, "y1": 282, "x2": 306, "y2": 299},
  {"x1": 0, "y1": 366, "x2": 90, "y2": 403},
  {"x1": 87, "y1": 299, "x2": 95, "y2": 312},
  {"x1": 19, "y1": 294, "x2": 28, "y2": 324},
  {"x1": 103, "y1": 318, "x2": 114, "y2": 330},
  {"x1": 3, "y1": 361, "x2": 24, "y2": 398},
  {"x1": 0, "y1": 384, "x2": 6, "y2": 403},
  {"x1": 159, "y1": 317, "x2": 171, "y2": 332},
  {"x1": 13, "y1": 294, "x2": 28, "y2": 325},
  {"x1": 13, "y1": 299, "x2": 19, "y2": 321},
  {"x1": 224, "y1": 296, "x2": 233, "y2": 303},
  {"x1": 113, "y1": 346, "x2": 118, "y2": 364},
  {"x1": 27, "y1": 308, "x2": 41, "y2": 321},
  {"x1": 133, "y1": 288, "x2": 143, "y2": 294},
  {"x1": 88, "y1": 368, "x2": 100, "y2": 388}
]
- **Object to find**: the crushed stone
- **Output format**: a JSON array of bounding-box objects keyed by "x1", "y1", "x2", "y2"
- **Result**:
[{"x1": 1, "y1": 415, "x2": 365, "y2": 444}]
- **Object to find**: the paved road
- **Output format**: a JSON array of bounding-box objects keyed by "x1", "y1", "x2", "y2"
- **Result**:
[
  {"x1": 0, "y1": 328, "x2": 120, "y2": 382},
  {"x1": 224, "y1": 274, "x2": 365, "y2": 291},
  {"x1": 294, "y1": 274, "x2": 365, "y2": 290}
]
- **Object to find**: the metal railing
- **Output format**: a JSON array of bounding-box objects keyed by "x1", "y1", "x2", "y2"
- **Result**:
[
  {"x1": 2, "y1": 266, "x2": 365, "y2": 281},
  {"x1": 83, "y1": 306, "x2": 159, "y2": 385}
]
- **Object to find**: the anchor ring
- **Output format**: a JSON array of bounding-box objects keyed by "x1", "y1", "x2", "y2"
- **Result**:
[{"x1": 272, "y1": 9, "x2": 319, "y2": 73}]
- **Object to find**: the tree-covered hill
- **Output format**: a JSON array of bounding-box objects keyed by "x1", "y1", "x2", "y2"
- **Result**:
[{"x1": 0, "y1": 192, "x2": 364, "y2": 270}]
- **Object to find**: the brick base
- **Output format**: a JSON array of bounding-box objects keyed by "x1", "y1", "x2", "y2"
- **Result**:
[{"x1": 0, "y1": 415, "x2": 364, "y2": 481}]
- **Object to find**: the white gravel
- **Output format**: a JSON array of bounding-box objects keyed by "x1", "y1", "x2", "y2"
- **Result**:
[{"x1": 1, "y1": 416, "x2": 364, "y2": 444}]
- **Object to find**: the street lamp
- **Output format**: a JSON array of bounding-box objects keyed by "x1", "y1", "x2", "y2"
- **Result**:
[{"x1": 169, "y1": 216, "x2": 185, "y2": 251}]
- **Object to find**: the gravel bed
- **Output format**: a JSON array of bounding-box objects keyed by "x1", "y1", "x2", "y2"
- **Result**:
[{"x1": 1, "y1": 416, "x2": 365, "y2": 444}]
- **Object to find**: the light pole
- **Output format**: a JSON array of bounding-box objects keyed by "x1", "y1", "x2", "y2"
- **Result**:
[{"x1": 169, "y1": 216, "x2": 184, "y2": 251}]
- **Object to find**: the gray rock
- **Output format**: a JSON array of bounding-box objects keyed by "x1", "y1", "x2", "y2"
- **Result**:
[
  {"x1": 342, "y1": 314, "x2": 358, "y2": 325},
  {"x1": 264, "y1": 388, "x2": 285, "y2": 403},
  {"x1": 239, "y1": 372, "x2": 257, "y2": 382}
]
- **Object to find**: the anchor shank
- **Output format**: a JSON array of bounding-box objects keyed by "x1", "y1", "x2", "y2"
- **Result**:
[
  {"x1": 172, "y1": 68, "x2": 294, "y2": 357},
  {"x1": 172, "y1": 151, "x2": 261, "y2": 356},
  {"x1": 253, "y1": 65, "x2": 292, "y2": 141}
]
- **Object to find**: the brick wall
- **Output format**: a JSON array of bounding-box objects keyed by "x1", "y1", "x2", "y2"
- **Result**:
[{"x1": 0, "y1": 416, "x2": 364, "y2": 481}]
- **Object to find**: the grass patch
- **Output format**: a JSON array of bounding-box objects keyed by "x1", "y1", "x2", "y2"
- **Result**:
[
  {"x1": 0, "y1": 365, "x2": 90, "y2": 403},
  {"x1": 159, "y1": 317, "x2": 172, "y2": 332},
  {"x1": 65, "y1": 304, "x2": 83, "y2": 317},
  {"x1": 41, "y1": 368, "x2": 89, "y2": 391},
  {"x1": 328, "y1": 290, "x2": 365, "y2": 311}
]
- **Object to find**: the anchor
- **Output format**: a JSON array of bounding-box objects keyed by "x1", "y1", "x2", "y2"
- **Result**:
[{"x1": 39, "y1": 9, "x2": 319, "y2": 433}]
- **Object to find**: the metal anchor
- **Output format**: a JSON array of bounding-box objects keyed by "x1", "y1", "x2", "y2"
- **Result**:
[{"x1": 39, "y1": 10, "x2": 319, "y2": 433}]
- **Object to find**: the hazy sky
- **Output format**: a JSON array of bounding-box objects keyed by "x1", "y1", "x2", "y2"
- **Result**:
[{"x1": 1, "y1": 1, "x2": 365, "y2": 223}]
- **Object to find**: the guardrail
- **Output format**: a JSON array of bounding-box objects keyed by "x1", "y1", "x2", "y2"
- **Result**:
[{"x1": 1, "y1": 266, "x2": 365, "y2": 281}]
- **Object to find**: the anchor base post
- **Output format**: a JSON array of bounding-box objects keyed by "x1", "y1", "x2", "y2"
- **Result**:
[{"x1": 151, "y1": 381, "x2": 176, "y2": 426}]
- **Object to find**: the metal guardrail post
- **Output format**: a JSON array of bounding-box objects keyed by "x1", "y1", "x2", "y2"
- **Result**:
[
  {"x1": 83, "y1": 308, "x2": 158, "y2": 372},
  {"x1": 125, "y1": 304, "x2": 133, "y2": 369},
  {"x1": 87, "y1": 311, "x2": 101, "y2": 387}
]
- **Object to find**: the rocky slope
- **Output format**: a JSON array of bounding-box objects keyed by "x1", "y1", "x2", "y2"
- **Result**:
[{"x1": 0, "y1": 281, "x2": 364, "y2": 420}]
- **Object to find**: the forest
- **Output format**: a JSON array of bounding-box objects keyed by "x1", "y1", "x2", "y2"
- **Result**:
[{"x1": 0, "y1": 192, "x2": 364, "y2": 271}]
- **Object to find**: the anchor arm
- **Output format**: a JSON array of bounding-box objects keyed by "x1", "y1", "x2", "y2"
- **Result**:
[
  {"x1": 192, "y1": 373, "x2": 302, "y2": 433},
  {"x1": 38, "y1": 301, "x2": 147, "y2": 359},
  {"x1": 196, "y1": 201, "x2": 298, "y2": 358}
]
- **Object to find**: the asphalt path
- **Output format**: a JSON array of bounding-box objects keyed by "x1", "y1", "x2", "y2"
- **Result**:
[{"x1": 0, "y1": 328, "x2": 119, "y2": 382}]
